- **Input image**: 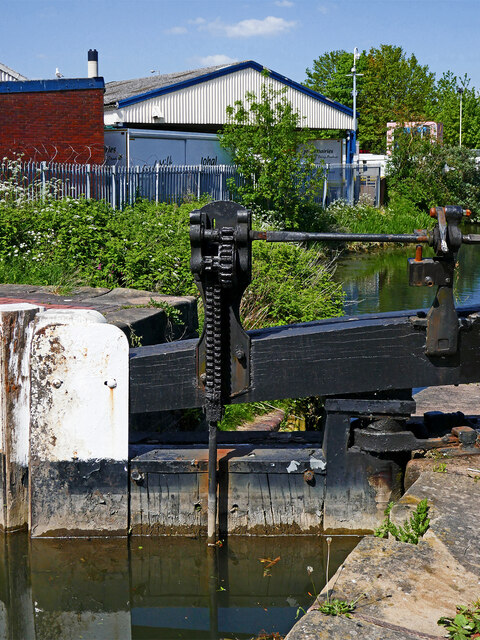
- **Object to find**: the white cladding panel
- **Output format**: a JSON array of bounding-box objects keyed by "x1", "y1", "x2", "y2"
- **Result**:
[
  {"x1": 115, "y1": 68, "x2": 353, "y2": 130},
  {"x1": 0, "y1": 63, "x2": 27, "y2": 82}
]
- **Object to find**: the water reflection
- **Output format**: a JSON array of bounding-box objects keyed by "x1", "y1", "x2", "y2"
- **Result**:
[
  {"x1": 0, "y1": 534, "x2": 358, "y2": 640},
  {"x1": 334, "y1": 224, "x2": 480, "y2": 315}
]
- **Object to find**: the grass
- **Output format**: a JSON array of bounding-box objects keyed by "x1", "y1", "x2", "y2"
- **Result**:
[
  {"x1": 0, "y1": 256, "x2": 81, "y2": 293},
  {"x1": 218, "y1": 401, "x2": 279, "y2": 431},
  {"x1": 317, "y1": 596, "x2": 364, "y2": 617}
]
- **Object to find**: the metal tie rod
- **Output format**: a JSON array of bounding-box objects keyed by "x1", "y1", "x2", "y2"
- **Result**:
[
  {"x1": 250, "y1": 230, "x2": 429, "y2": 243},
  {"x1": 462, "y1": 234, "x2": 480, "y2": 244}
]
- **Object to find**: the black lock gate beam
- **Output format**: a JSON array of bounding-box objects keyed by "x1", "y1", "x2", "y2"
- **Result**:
[{"x1": 130, "y1": 304, "x2": 480, "y2": 414}]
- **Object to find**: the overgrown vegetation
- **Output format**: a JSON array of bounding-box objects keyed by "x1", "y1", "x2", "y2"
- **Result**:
[
  {"x1": 0, "y1": 164, "x2": 347, "y2": 431},
  {"x1": 0, "y1": 191, "x2": 344, "y2": 327},
  {"x1": 438, "y1": 601, "x2": 480, "y2": 639},
  {"x1": 374, "y1": 498, "x2": 430, "y2": 544},
  {"x1": 0, "y1": 195, "x2": 198, "y2": 294}
]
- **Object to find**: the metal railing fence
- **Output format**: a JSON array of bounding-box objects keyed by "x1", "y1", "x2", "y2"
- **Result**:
[{"x1": 0, "y1": 161, "x2": 383, "y2": 208}]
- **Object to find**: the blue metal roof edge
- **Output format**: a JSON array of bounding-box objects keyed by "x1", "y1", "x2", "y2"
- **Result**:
[
  {"x1": 117, "y1": 61, "x2": 353, "y2": 118},
  {"x1": 0, "y1": 77, "x2": 105, "y2": 94}
]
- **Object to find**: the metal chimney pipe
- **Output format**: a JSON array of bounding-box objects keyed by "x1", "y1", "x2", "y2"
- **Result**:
[{"x1": 88, "y1": 49, "x2": 98, "y2": 78}]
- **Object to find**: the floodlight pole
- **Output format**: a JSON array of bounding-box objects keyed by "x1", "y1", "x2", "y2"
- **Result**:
[{"x1": 346, "y1": 48, "x2": 363, "y2": 198}]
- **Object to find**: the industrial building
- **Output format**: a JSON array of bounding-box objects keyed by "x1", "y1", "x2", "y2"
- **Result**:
[
  {"x1": 0, "y1": 61, "x2": 27, "y2": 82},
  {"x1": 104, "y1": 60, "x2": 356, "y2": 163}
]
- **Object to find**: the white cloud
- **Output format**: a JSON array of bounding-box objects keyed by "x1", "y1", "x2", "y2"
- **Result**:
[
  {"x1": 318, "y1": 4, "x2": 329, "y2": 13},
  {"x1": 196, "y1": 54, "x2": 238, "y2": 67},
  {"x1": 275, "y1": 0, "x2": 294, "y2": 6},
  {"x1": 204, "y1": 16, "x2": 296, "y2": 38},
  {"x1": 165, "y1": 26, "x2": 188, "y2": 35},
  {"x1": 189, "y1": 17, "x2": 206, "y2": 25}
]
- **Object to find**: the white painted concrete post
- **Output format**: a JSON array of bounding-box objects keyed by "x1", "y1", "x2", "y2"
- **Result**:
[
  {"x1": 0, "y1": 303, "x2": 42, "y2": 532},
  {"x1": 29, "y1": 309, "x2": 129, "y2": 537}
]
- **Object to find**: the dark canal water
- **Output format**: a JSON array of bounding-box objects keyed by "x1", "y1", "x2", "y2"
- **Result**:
[
  {"x1": 2, "y1": 534, "x2": 359, "y2": 640},
  {"x1": 334, "y1": 223, "x2": 480, "y2": 315}
]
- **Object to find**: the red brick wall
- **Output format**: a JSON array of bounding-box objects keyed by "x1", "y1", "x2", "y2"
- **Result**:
[{"x1": 0, "y1": 89, "x2": 104, "y2": 164}]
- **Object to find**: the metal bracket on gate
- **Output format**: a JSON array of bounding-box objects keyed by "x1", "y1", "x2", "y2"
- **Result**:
[
  {"x1": 190, "y1": 201, "x2": 252, "y2": 416},
  {"x1": 408, "y1": 206, "x2": 472, "y2": 357}
]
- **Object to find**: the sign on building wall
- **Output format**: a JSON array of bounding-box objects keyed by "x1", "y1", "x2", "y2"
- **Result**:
[
  {"x1": 104, "y1": 129, "x2": 232, "y2": 167},
  {"x1": 312, "y1": 139, "x2": 343, "y2": 165}
]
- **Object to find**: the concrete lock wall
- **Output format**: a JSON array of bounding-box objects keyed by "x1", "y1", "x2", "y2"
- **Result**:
[
  {"x1": 0, "y1": 304, "x2": 129, "y2": 537},
  {"x1": 0, "y1": 303, "x2": 42, "y2": 532}
]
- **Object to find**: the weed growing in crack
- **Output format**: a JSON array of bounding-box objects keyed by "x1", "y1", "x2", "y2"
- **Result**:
[
  {"x1": 374, "y1": 498, "x2": 430, "y2": 544},
  {"x1": 438, "y1": 600, "x2": 480, "y2": 638}
]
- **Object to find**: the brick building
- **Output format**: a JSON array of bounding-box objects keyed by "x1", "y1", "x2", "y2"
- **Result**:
[{"x1": 0, "y1": 77, "x2": 105, "y2": 164}]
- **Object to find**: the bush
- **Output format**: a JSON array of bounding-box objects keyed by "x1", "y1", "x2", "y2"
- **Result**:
[
  {"x1": 326, "y1": 197, "x2": 433, "y2": 238},
  {"x1": 242, "y1": 240, "x2": 343, "y2": 329},
  {"x1": 386, "y1": 131, "x2": 480, "y2": 216},
  {"x1": 0, "y1": 196, "x2": 202, "y2": 295},
  {"x1": 0, "y1": 195, "x2": 343, "y2": 326}
]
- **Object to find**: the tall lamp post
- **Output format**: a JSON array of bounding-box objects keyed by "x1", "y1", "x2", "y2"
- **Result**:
[
  {"x1": 457, "y1": 87, "x2": 464, "y2": 147},
  {"x1": 346, "y1": 48, "x2": 363, "y2": 201},
  {"x1": 348, "y1": 47, "x2": 363, "y2": 155}
]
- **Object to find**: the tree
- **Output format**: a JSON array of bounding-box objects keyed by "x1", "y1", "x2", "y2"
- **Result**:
[
  {"x1": 305, "y1": 49, "x2": 367, "y2": 108},
  {"x1": 219, "y1": 75, "x2": 323, "y2": 228},
  {"x1": 360, "y1": 45, "x2": 435, "y2": 153},
  {"x1": 304, "y1": 49, "x2": 367, "y2": 140},
  {"x1": 430, "y1": 71, "x2": 480, "y2": 147},
  {"x1": 305, "y1": 45, "x2": 436, "y2": 153}
]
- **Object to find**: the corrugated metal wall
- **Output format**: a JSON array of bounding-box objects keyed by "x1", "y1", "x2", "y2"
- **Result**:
[
  {"x1": 115, "y1": 68, "x2": 354, "y2": 130},
  {"x1": 0, "y1": 63, "x2": 27, "y2": 82}
]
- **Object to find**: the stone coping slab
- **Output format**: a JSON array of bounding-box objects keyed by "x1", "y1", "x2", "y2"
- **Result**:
[
  {"x1": 391, "y1": 471, "x2": 480, "y2": 576},
  {"x1": 0, "y1": 284, "x2": 198, "y2": 345},
  {"x1": 287, "y1": 609, "x2": 427, "y2": 639},
  {"x1": 286, "y1": 467, "x2": 480, "y2": 640}
]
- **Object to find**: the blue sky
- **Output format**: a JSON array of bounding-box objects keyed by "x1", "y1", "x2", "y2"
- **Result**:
[{"x1": 2, "y1": 0, "x2": 480, "y2": 92}]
